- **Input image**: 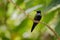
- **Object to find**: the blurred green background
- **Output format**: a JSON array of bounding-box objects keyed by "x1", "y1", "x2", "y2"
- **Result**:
[{"x1": 0, "y1": 0, "x2": 60, "y2": 40}]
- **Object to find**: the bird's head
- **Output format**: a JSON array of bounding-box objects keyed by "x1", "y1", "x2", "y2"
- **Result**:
[{"x1": 37, "y1": 11, "x2": 41, "y2": 15}]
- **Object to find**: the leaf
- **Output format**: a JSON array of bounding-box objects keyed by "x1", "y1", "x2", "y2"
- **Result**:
[
  {"x1": 55, "y1": 21, "x2": 60, "y2": 36},
  {"x1": 25, "y1": 4, "x2": 43, "y2": 14},
  {"x1": 55, "y1": 10, "x2": 60, "y2": 36},
  {"x1": 13, "y1": 17, "x2": 33, "y2": 34},
  {"x1": 16, "y1": 0, "x2": 24, "y2": 5},
  {"x1": 44, "y1": 0, "x2": 60, "y2": 13},
  {"x1": 7, "y1": 3, "x2": 15, "y2": 17},
  {"x1": 25, "y1": 0, "x2": 45, "y2": 9},
  {"x1": 47, "y1": 4, "x2": 60, "y2": 13}
]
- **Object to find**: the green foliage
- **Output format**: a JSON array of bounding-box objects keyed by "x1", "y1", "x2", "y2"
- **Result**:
[
  {"x1": 0, "y1": 0, "x2": 60, "y2": 40},
  {"x1": 16, "y1": 0, "x2": 24, "y2": 5},
  {"x1": 55, "y1": 11, "x2": 60, "y2": 36}
]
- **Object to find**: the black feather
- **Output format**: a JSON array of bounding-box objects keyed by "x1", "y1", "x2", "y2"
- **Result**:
[{"x1": 31, "y1": 11, "x2": 42, "y2": 32}]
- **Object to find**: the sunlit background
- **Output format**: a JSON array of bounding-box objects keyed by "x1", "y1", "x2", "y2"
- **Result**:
[{"x1": 0, "y1": 0, "x2": 60, "y2": 40}]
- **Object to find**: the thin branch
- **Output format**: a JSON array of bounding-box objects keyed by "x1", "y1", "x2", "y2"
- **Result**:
[
  {"x1": 39, "y1": 21, "x2": 59, "y2": 38},
  {"x1": 8, "y1": 0, "x2": 60, "y2": 39}
]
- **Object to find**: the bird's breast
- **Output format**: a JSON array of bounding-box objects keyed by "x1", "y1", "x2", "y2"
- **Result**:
[{"x1": 34, "y1": 16, "x2": 42, "y2": 21}]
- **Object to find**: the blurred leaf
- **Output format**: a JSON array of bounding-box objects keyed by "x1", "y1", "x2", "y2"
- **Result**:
[
  {"x1": 0, "y1": 32, "x2": 10, "y2": 40},
  {"x1": 55, "y1": 21, "x2": 60, "y2": 36},
  {"x1": 7, "y1": 3, "x2": 15, "y2": 17},
  {"x1": 0, "y1": 0, "x2": 60, "y2": 40},
  {"x1": 44, "y1": 0, "x2": 60, "y2": 12},
  {"x1": 55, "y1": 10, "x2": 60, "y2": 36},
  {"x1": 25, "y1": 0, "x2": 46, "y2": 9},
  {"x1": 13, "y1": 17, "x2": 32, "y2": 34},
  {"x1": 25, "y1": 4, "x2": 43, "y2": 14},
  {"x1": 16, "y1": 0, "x2": 24, "y2": 5},
  {"x1": 47, "y1": 4, "x2": 60, "y2": 13},
  {"x1": 0, "y1": 1, "x2": 6, "y2": 25},
  {"x1": 42, "y1": 11, "x2": 56, "y2": 23}
]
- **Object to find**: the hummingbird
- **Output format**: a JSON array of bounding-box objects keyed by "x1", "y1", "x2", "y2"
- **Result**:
[{"x1": 31, "y1": 11, "x2": 42, "y2": 32}]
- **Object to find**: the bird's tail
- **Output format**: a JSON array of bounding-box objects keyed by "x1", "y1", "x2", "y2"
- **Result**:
[{"x1": 31, "y1": 23, "x2": 37, "y2": 32}]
